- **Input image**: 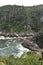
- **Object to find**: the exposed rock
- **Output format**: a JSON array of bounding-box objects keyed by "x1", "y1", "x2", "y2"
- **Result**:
[{"x1": 22, "y1": 39, "x2": 39, "y2": 50}]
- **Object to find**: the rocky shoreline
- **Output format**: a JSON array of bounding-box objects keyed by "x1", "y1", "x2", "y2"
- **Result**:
[{"x1": 0, "y1": 32, "x2": 34, "y2": 37}]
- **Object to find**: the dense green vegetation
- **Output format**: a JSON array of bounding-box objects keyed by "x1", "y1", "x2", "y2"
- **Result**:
[
  {"x1": 0, "y1": 52, "x2": 42, "y2": 65},
  {"x1": 0, "y1": 5, "x2": 43, "y2": 33},
  {"x1": 33, "y1": 29, "x2": 43, "y2": 48}
]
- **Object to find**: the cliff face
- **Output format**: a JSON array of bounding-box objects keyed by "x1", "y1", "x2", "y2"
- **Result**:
[{"x1": 0, "y1": 5, "x2": 43, "y2": 33}]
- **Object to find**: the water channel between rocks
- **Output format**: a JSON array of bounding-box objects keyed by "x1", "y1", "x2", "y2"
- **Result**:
[{"x1": 0, "y1": 37, "x2": 30, "y2": 58}]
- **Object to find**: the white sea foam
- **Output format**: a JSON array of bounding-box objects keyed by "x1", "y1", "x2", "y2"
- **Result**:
[
  {"x1": 0, "y1": 39, "x2": 30, "y2": 58},
  {"x1": 15, "y1": 43, "x2": 30, "y2": 57}
]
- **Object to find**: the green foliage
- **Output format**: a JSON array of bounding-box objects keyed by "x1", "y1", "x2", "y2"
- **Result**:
[
  {"x1": 0, "y1": 52, "x2": 42, "y2": 65},
  {"x1": 33, "y1": 29, "x2": 43, "y2": 48},
  {"x1": 0, "y1": 5, "x2": 43, "y2": 33},
  {"x1": 0, "y1": 62, "x2": 6, "y2": 65}
]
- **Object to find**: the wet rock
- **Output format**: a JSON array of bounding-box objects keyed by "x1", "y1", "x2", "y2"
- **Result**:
[{"x1": 22, "y1": 39, "x2": 39, "y2": 50}]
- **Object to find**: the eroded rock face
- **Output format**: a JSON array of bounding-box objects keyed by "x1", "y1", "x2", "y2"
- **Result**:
[
  {"x1": 40, "y1": 16, "x2": 43, "y2": 22},
  {"x1": 22, "y1": 40, "x2": 39, "y2": 50},
  {"x1": 22, "y1": 40, "x2": 31, "y2": 49}
]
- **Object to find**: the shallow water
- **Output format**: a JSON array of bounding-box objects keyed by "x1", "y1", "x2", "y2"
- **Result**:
[{"x1": 0, "y1": 38, "x2": 30, "y2": 58}]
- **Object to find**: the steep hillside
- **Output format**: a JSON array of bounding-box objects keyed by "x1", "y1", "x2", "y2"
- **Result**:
[{"x1": 0, "y1": 5, "x2": 43, "y2": 33}]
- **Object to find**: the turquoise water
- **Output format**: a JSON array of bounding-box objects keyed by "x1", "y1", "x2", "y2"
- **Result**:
[{"x1": 0, "y1": 38, "x2": 29, "y2": 58}]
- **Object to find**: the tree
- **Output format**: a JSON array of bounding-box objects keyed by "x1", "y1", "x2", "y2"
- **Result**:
[{"x1": 30, "y1": 10, "x2": 42, "y2": 32}]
